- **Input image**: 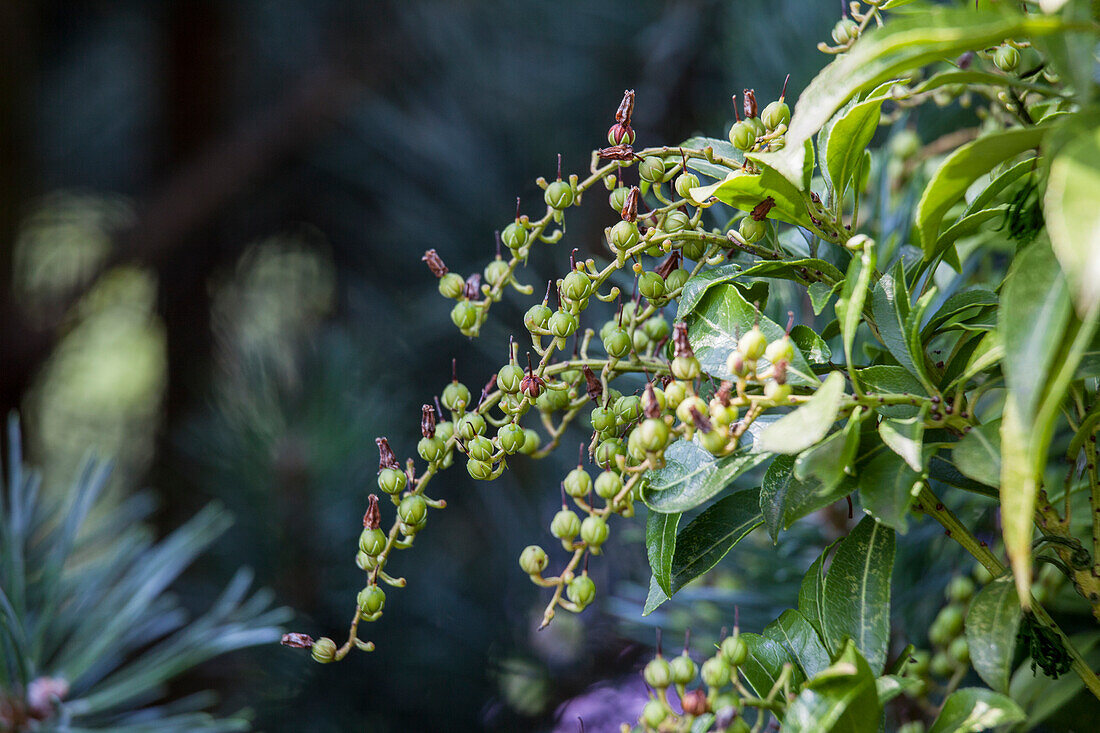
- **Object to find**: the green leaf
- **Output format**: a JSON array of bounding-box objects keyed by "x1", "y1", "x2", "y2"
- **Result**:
[
  {"x1": 756, "y1": 372, "x2": 846, "y2": 455},
  {"x1": 822, "y1": 516, "x2": 895, "y2": 674},
  {"x1": 836, "y1": 243, "x2": 876, "y2": 383},
  {"x1": 946, "y1": 330, "x2": 1003, "y2": 392},
  {"x1": 825, "y1": 97, "x2": 885, "y2": 198},
  {"x1": 953, "y1": 420, "x2": 1001, "y2": 487},
  {"x1": 872, "y1": 262, "x2": 921, "y2": 381},
  {"x1": 764, "y1": 609, "x2": 831, "y2": 680},
  {"x1": 753, "y1": 8, "x2": 1065, "y2": 187},
  {"x1": 856, "y1": 365, "x2": 928, "y2": 419},
  {"x1": 794, "y1": 411, "x2": 863, "y2": 489},
  {"x1": 646, "y1": 509, "x2": 680, "y2": 596},
  {"x1": 965, "y1": 576, "x2": 1022, "y2": 694},
  {"x1": 781, "y1": 640, "x2": 881, "y2": 733},
  {"x1": 790, "y1": 324, "x2": 832, "y2": 364},
  {"x1": 739, "y1": 258, "x2": 845, "y2": 285},
  {"x1": 809, "y1": 281, "x2": 839, "y2": 316},
  {"x1": 643, "y1": 575, "x2": 669, "y2": 617},
  {"x1": 964, "y1": 157, "x2": 1036, "y2": 217},
  {"x1": 924, "y1": 289, "x2": 999, "y2": 336},
  {"x1": 641, "y1": 439, "x2": 769, "y2": 513},
  {"x1": 681, "y1": 136, "x2": 745, "y2": 180},
  {"x1": 683, "y1": 282, "x2": 818, "y2": 386},
  {"x1": 878, "y1": 410, "x2": 926, "y2": 472},
  {"x1": 761, "y1": 454, "x2": 854, "y2": 542},
  {"x1": 666, "y1": 490, "x2": 762, "y2": 595},
  {"x1": 739, "y1": 633, "x2": 804, "y2": 697},
  {"x1": 928, "y1": 688, "x2": 1026, "y2": 733},
  {"x1": 691, "y1": 164, "x2": 812, "y2": 229},
  {"x1": 858, "y1": 447, "x2": 922, "y2": 534},
  {"x1": 1044, "y1": 118, "x2": 1100, "y2": 316},
  {"x1": 934, "y1": 207, "x2": 1007, "y2": 255},
  {"x1": 676, "y1": 263, "x2": 741, "y2": 318},
  {"x1": 799, "y1": 542, "x2": 836, "y2": 647},
  {"x1": 917, "y1": 126, "x2": 1047, "y2": 259}
]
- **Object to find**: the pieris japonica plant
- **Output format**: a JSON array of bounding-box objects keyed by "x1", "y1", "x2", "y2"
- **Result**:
[{"x1": 284, "y1": 1, "x2": 1100, "y2": 730}]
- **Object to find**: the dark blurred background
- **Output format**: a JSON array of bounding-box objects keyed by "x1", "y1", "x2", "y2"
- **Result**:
[{"x1": 0, "y1": 2, "x2": 871, "y2": 731}]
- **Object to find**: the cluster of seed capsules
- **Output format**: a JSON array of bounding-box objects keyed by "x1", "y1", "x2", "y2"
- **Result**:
[{"x1": 631, "y1": 629, "x2": 756, "y2": 733}]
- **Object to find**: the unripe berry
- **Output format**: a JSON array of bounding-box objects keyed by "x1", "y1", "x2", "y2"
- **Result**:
[
  {"x1": 994, "y1": 44, "x2": 1020, "y2": 72},
  {"x1": 701, "y1": 656, "x2": 732, "y2": 688},
  {"x1": 519, "y1": 545, "x2": 549, "y2": 575},
  {"x1": 948, "y1": 636, "x2": 970, "y2": 665},
  {"x1": 610, "y1": 220, "x2": 641, "y2": 251},
  {"x1": 603, "y1": 328, "x2": 633, "y2": 359},
  {"x1": 457, "y1": 412, "x2": 486, "y2": 440},
  {"x1": 626, "y1": 427, "x2": 647, "y2": 462},
  {"x1": 466, "y1": 435, "x2": 495, "y2": 462},
  {"x1": 311, "y1": 636, "x2": 337, "y2": 663},
  {"x1": 484, "y1": 258, "x2": 510, "y2": 287},
  {"x1": 498, "y1": 423, "x2": 526, "y2": 454},
  {"x1": 670, "y1": 653, "x2": 697, "y2": 685},
  {"x1": 451, "y1": 301, "x2": 478, "y2": 330},
  {"x1": 524, "y1": 303, "x2": 552, "y2": 331},
  {"x1": 435, "y1": 421, "x2": 454, "y2": 443},
  {"x1": 442, "y1": 381, "x2": 471, "y2": 412},
  {"x1": 934, "y1": 605, "x2": 965, "y2": 639},
  {"x1": 946, "y1": 576, "x2": 976, "y2": 604},
  {"x1": 664, "y1": 268, "x2": 690, "y2": 292},
  {"x1": 638, "y1": 271, "x2": 666, "y2": 300},
  {"x1": 931, "y1": 651, "x2": 954, "y2": 678},
  {"x1": 497, "y1": 364, "x2": 523, "y2": 393},
  {"x1": 398, "y1": 494, "x2": 428, "y2": 525},
  {"x1": 418, "y1": 435, "x2": 445, "y2": 462},
  {"x1": 675, "y1": 172, "x2": 701, "y2": 203},
  {"x1": 567, "y1": 574, "x2": 596, "y2": 609},
  {"x1": 562, "y1": 270, "x2": 592, "y2": 301},
  {"x1": 580, "y1": 514, "x2": 610, "y2": 549},
  {"x1": 633, "y1": 329, "x2": 651, "y2": 353},
  {"x1": 671, "y1": 356, "x2": 701, "y2": 380},
  {"x1": 710, "y1": 399, "x2": 738, "y2": 428},
  {"x1": 551, "y1": 509, "x2": 582, "y2": 540},
  {"x1": 641, "y1": 700, "x2": 667, "y2": 728},
  {"x1": 594, "y1": 470, "x2": 624, "y2": 500},
  {"x1": 359, "y1": 527, "x2": 387, "y2": 555},
  {"x1": 357, "y1": 585, "x2": 386, "y2": 616},
  {"x1": 378, "y1": 467, "x2": 406, "y2": 495},
  {"x1": 676, "y1": 396, "x2": 707, "y2": 426},
  {"x1": 438, "y1": 272, "x2": 465, "y2": 299},
  {"x1": 616, "y1": 395, "x2": 643, "y2": 423},
  {"x1": 764, "y1": 336, "x2": 794, "y2": 365},
  {"x1": 355, "y1": 551, "x2": 376, "y2": 571},
  {"x1": 738, "y1": 326, "x2": 767, "y2": 360},
  {"x1": 637, "y1": 418, "x2": 670, "y2": 452},
  {"x1": 764, "y1": 381, "x2": 792, "y2": 403},
  {"x1": 721, "y1": 636, "x2": 748, "y2": 666},
  {"x1": 681, "y1": 237, "x2": 706, "y2": 261},
  {"x1": 729, "y1": 120, "x2": 756, "y2": 151},
  {"x1": 973, "y1": 564, "x2": 994, "y2": 586},
  {"x1": 739, "y1": 216, "x2": 766, "y2": 244},
  {"x1": 521, "y1": 428, "x2": 540, "y2": 455},
  {"x1": 664, "y1": 380, "x2": 687, "y2": 408},
  {"x1": 700, "y1": 426, "x2": 730, "y2": 456},
  {"x1": 548, "y1": 310, "x2": 578, "y2": 338},
  {"x1": 590, "y1": 404, "x2": 619, "y2": 433},
  {"x1": 502, "y1": 222, "x2": 528, "y2": 251},
  {"x1": 564, "y1": 467, "x2": 593, "y2": 497},
  {"x1": 662, "y1": 210, "x2": 690, "y2": 234},
  {"x1": 545, "y1": 180, "x2": 574, "y2": 209},
  {"x1": 639, "y1": 156, "x2": 666, "y2": 183},
  {"x1": 761, "y1": 100, "x2": 791, "y2": 131},
  {"x1": 832, "y1": 18, "x2": 859, "y2": 45},
  {"x1": 644, "y1": 656, "x2": 673, "y2": 689},
  {"x1": 595, "y1": 438, "x2": 625, "y2": 469}
]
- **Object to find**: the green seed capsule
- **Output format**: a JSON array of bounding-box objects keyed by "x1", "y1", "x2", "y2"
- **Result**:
[
  {"x1": 609, "y1": 186, "x2": 630, "y2": 212},
  {"x1": 595, "y1": 438, "x2": 625, "y2": 469},
  {"x1": 457, "y1": 413, "x2": 487, "y2": 440},
  {"x1": 671, "y1": 356, "x2": 701, "y2": 381},
  {"x1": 701, "y1": 656, "x2": 732, "y2": 687},
  {"x1": 664, "y1": 380, "x2": 687, "y2": 408},
  {"x1": 566, "y1": 574, "x2": 596, "y2": 609},
  {"x1": 359, "y1": 528, "x2": 387, "y2": 555},
  {"x1": 681, "y1": 237, "x2": 706, "y2": 261},
  {"x1": 551, "y1": 509, "x2": 581, "y2": 540},
  {"x1": 484, "y1": 258, "x2": 510, "y2": 287},
  {"x1": 594, "y1": 470, "x2": 624, "y2": 499},
  {"x1": 519, "y1": 545, "x2": 549, "y2": 575},
  {"x1": 398, "y1": 495, "x2": 428, "y2": 525},
  {"x1": 442, "y1": 381, "x2": 471, "y2": 412},
  {"x1": 438, "y1": 272, "x2": 465, "y2": 299},
  {"x1": 418, "y1": 435, "x2": 445, "y2": 462},
  {"x1": 738, "y1": 326, "x2": 767, "y2": 360},
  {"x1": 610, "y1": 220, "x2": 641, "y2": 251},
  {"x1": 675, "y1": 172, "x2": 700, "y2": 202},
  {"x1": 580, "y1": 515, "x2": 609, "y2": 549},
  {"x1": 721, "y1": 636, "x2": 748, "y2": 666},
  {"x1": 644, "y1": 656, "x2": 673, "y2": 689},
  {"x1": 644, "y1": 315, "x2": 670, "y2": 342},
  {"x1": 664, "y1": 268, "x2": 690, "y2": 292},
  {"x1": 502, "y1": 222, "x2": 528, "y2": 250},
  {"x1": 497, "y1": 364, "x2": 523, "y2": 393},
  {"x1": 670, "y1": 653, "x2": 697, "y2": 685},
  {"x1": 590, "y1": 405, "x2": 619, "y2": 433},
  {"x1": 520, "y1": 428, "x2": 540, "y2": 455},
  {"x1": 639, "y1": 156, "x2": 666, "y2": 183},
  {"x1": 548, "y1": 310, "x2": 578, "y2": 338},
  {"x1": 564, "y1": 467, "x2": 593, "y2": 497},
  {"x1": 761, "y1": 100, "x2": 791, "y2": 131},
  {"x1": 603, "y1": 328, "x2": 633, "y2": 359},
  {"x1": 739, "y1": 216, "x2": 767, "y2": 243},
  {"x1": 946, "y1": 576, "x2": 976, "y2": 604},
  {"x1": 948, "y1": 637, "x2": 970, "y2": 665},
  {"x1": 562, "y1": 270, "x2": 592, "y2": 301},
  {"x1": 764, "y1": 381, "x2": 792, "y2": 403},
  {"x1": 637, "y1": 418, "x2": 670, "y2": 452},
  {"x1": 524, "y1": 303, "x2": 552, "y2": 332},
  {"x1": 638, "y1": 271, "x2": 666, "y2": 300},
  {"x1": 466, "y1": 435, "x2": 495, "y2": 462},
  {"x1": 311, "y1": 637, "x2": 337, "y2": 663},
  {"x1": 831, "y1": 18, "x2": 859, "y2": 45},
  {"x1": 466, "y1": 458, "x2": 493, "y2": 480},
  {"x1": 451, "y1": 300, "x2": 479, "y2": 330},
  {"x1": 641, "y1": 700, "x2": 667, "y2": 727},
  {"x1": 357, "y1": 585, "x2": 386, "y2": 616},
  {"x1": 993, "y1": 44, "x2": 1020, "y2": 72},
  {"x1": 729, "y1": 120, "x2": 756, "y2": 151},
  {"x1": 545, "y1": 180, "x2": 574, "y2": 209},
  {"x1": 662, "y1": 210, "x2": 691, "y2": 235},
  {"x1": 764, "y1": 336, "x2": 794, "y2": 365},
  {"x1": 700, "y1": 426, "x2": 729, "y2": 456},
  {"x1": 435, "y1": 421, "x2": 454, "y2": 443},
  {"x1": 378, "y1": 467, "x2": 406, "y2": 495},
  {"x1": 498, "y1": 423, "x2": 526, "y2": 454},
  {"x1": 675, "y1": 396, "x2": 707, "y2": 425},
  {"x1": 536, "y1": 385, "x2": 571, "y2": 413},
  {"x1": 616, "y1": 395, "x2": 643, "y2": 422}
]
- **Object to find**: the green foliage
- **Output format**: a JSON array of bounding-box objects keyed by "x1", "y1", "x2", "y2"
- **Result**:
[{"x1": 0, "y1": 417, "x2": 287, "y2": 731}]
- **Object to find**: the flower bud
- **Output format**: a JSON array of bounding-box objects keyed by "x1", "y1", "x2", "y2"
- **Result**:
[
  {"x1": 378, "y1": 467, "x2": 406, "y2": 495},
  {"x1": 310, "y1": 636, "x2": 337, "y2": 663},
  {"x1": 357, "y1": 585, "x2": 386, "y2": 616},
  {"x1": 398, "y1": 494, "x2": 428, "y2": 526},
  {"x1": 567, "y1": 573, "x2": 596, "y2": 609},
  {"x1": 551, "y1": 509, "x2": 582, "y2": 540},
  {"x1": 644, "y1": 656, "x2": 673, "y2": 689},
  {"x1": 359, "y1": 528, "x2": 387, "y2": 556},
  {"x1": 519, "y1": 545, "x2": 549, "y2": 575},
  {"x1": 702, "y1": 656, "x2": 732, "y2": 687},
  {"x1": 580, "y1": 515, "x2": 610, "y2": 549}
]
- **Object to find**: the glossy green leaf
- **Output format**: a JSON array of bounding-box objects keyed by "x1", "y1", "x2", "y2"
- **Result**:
[
  {"x1": 790, "y1": 325, "x2": 831, "y2": 364},
  {"x1": 799, "y1": 541, "x2": 836, "y2": 647},
  {"x1": 761, "y1": 452, "x2": 854, "y2": 542},
  {"x1": 643, "y1": 574, "x2": 669, "y2": 617},
  {"x1": 964, "y1": 157, "x2": 1036, "y2": 217},
  {"x1": 878, "y1": 411, "x2": 926, "y2": 473},
  {"x1": 858, "y1": 447, "x2": 922, "y2": 534},
  {"x1": 692, "y1": 164, "x2": 812, "y2": 229},
  {"x1": 822, "y1": 516, "x2": 896, "y2": 674},
  {"x1": 641, "y1": 439, "x2": 769, "y2": 513},
  {"x1": 781, "y1": 640, "x2": 881, "y2": 733},
  {"x1": 825, "y1": 97, "x2": 885, "y2": 197},
  {"x1": 946, "y1": 330, "x2": 1003, "y2": 392},
  {"x1": 836, "y1": 243, "x2": 876, "y2": 382},
  {"x1": 764, "y1": 609, "x2": 831, "y2": 680},
  {"x1": 924, "y1": 289, "x2": 999, "y2": 336},
  {"x1": 965, "y1": 576, "x2": 1022, "y2": 694},
  {"x1": 917, "y1": 126, "x2": 1047, "y2": 259},
  {"x1": 739, "y1": 633, "x2": 804, "y2": 697},
  {"x1": 809, "y1": 281, "x2": 839, "y2": 316},
  {"x1": 905, "y1": 287, "x2": 938, "y2": 386},
  {"x1": 646, "y1": 509, "x2": 680, "y2": 596},
  {"x1": 872, "y1": 262, "x2": 921, "y2": 381},
  {"x1": 928, "y1": 688, "x2": 1026, "y2": 733},
  {"x1": 739, "y1": 258, "x2": 844, "y2": 285},
  {"x1": 794, "y1": 411, "x2": 862, "y2": 489},
  {"x1": 681, "y1": 136, "x2": 745, "y2": 180},
  {"x1": 665, "y1": 490, "x2": 762, "y2": 595},
  {"x1": 683, "y1": 282, "x2": 818, "y2": 386},
  {"x1": 753, "y1": 8, "x2": 1064, "y2": 187},
  {"x1": 857, "y1": 365, "x2": 927, "y2": 419},
  {"x1": 676, "y1": 263, "x2": 741, "y2": 317},
  {"x1": 1045, "y1": 119, "x2": 1100, "y2": 316},
  {"x1": 953, "y1": 420, "x2": 1001, "y2": 487},
  {"x1": 757, "y1": 372, "x2": 846, "y2": 455}
]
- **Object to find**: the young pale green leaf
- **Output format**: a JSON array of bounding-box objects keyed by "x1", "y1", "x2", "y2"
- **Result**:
[
  {"x1": 646, "y1": 509, "x2": 680, "y2": 596},
  {"x1": 739, "y1": 633, "x2": 804, "y2": 697},
  {"x1": 680, "y1": 136, "x2": 745, "y2": 180},
  {"x1": 809, "y1": 281, "x2": 839, "y2": 316},
  {"x1": 781, "y1": 640, "x2": 881, "y2": 733},
  {"x1": 641, "y1": 439, "x2": 769, "y2": 513},
  {"x1": 878, "y1": 410, "x2": 926, "y2": 472},
  {"x1": 794, "y1": 411, "x2": 862, "y2": 488},
  {"x1": 691, "y1": 168, "x2": 811, "y2": 229},
  {"x1": 965, "y1": 576, "x2": 1022, "y2": 694},
  {"x1": 953, "y1": 420, "x2": 1001, "y2": 487},
  {"x1": 836, "y1": 243, "x2": 876, "y2": 386},
  {"x1": 764, "y1": 609, "x2": 831, "y2": 680},
  {"x1": 905, "y1": 287, "x2": 939, "y2": 386},
  {"x1": 753, "y1": 8, "x2": 1064, "y2": 187},
  {"x1": 858, "y1": 447, "x2": 922, "y2": 534},
  {"x1": 917, "y1": 126, "x2": 1047, "y2": 259},
  {"x1": 757, "y1": 372, "x2": 846, "y2": 455},
  {"x1": 927, "y1": 688, "x2": 1026, "y2": 733},
  {"x1": 822, "y1": 516, "x2": 896, "y2": 674},
  {"x1": 665, "y1": 490, "x2": 762, "y2": 596},
  {"x1": 762, "y1": 454, "x2": 855, "y2": 542},
  {"x1": 790, "y1": 324, "x2": 831, "y2": 364},
  {"x1": 1044, "y1": 119, "x2": 1100, "y2": 316},
  {"x1": 825, "y1": 97, "x2": 885, "y2": 198},
  {"x1": 684, "y1": 282, "x2": 817, "y2": 386}
]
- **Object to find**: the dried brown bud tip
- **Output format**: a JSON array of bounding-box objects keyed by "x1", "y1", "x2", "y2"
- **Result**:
[
  {"x1": 422, "y1": 249, "x2": 448, "y2": 278},
  {"x1": 621, "y1": 186, "x2": 641, "y2": 223},
  {"x1": 598, "y1": 143, "x2": 635, "y2": 161},
  {"x1": 364, "y1": 494, "x2": 382, "y2": 529},
  {"x1": 654, "y1": 250, "x2": 681, "y2": 280},
  {"x1": 689, "y1": 406, "x2": 714, "y2": 433},
  {"x1": 643, "y1": 383, "x2": 661, "y2": 419},
  {"x1": 421, "y1": 404, "x2": 437, "y2": 438},
  {"x1": 751, "y1": 197, "x2": 776, "y2": 222},
  {"x1": 682, "y1": 689, "x2": 709, "y2": 717},
  {"x1": 615, "y1": 89, "x2": 636, "y2": 125},
  {"x1": 772, "y1": 360, "x2": 788, "y2": 386},
  {"x1": 376, "y1": 437, "x2": 400, "y2": 472},
  {"x1": 463, "y1": 273, "x2": 482, "y2": 300},
  {"x1": 281, "y1": 632, "x2": 315, "y2": 649},
  {"x1": 716, "y1": 381, "x2": 733, "y2": 406},
  {"x1": 743, "y1": 89, "x2": 758, "y2": 119},
  {"x1": 582, "y1": 365, "x2": 603, "y2": 402},
  {"x1": 520, "y1": 372, "x2": 545, "y2": 398},
  {"x1": 673, "y1": 321, "x2": 694, "y2": 359}
]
